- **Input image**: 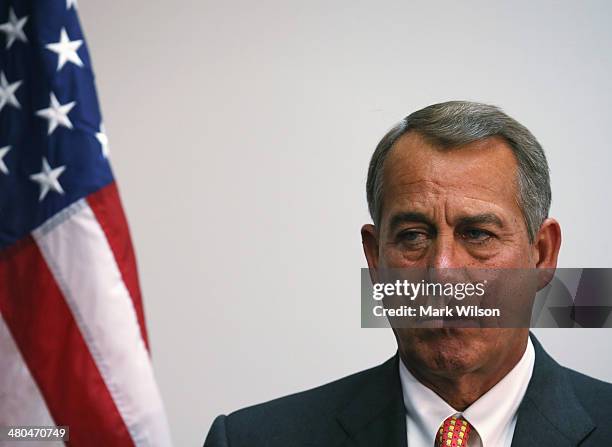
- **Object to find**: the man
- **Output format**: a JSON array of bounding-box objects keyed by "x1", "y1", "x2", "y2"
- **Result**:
[{"x1": 204, "y1": 101, "x2": 612, "y2": 446}]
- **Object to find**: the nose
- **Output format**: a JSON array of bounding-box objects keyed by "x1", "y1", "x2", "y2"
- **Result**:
[
  {"x1": 426, "y1": 231, "x2": 467, "y2": 284},
  {"x1": 428, "y1": 231, "x2": 462, "y2": 269}
]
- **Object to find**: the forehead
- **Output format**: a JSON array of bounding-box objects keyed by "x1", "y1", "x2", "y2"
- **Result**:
[{"x1": 381, "y1": 132, "x2": 521, "y2": 217}]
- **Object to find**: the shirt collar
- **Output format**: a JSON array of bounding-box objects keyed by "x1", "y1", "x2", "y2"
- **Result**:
[{"x1": 399, "y1": 337, "x2": 535, "y2": 447}]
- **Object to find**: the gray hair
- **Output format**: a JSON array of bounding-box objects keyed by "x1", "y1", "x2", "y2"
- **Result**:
[{"x1": 366, "y1": 101, "x2": 551, "y2": 242}]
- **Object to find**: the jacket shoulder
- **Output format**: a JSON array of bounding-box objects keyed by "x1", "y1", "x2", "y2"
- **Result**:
[
  {"x1": 565, "y1": 366, "x2": 612, "y2": 425},
  {"x1": 219, "y1": 358, "x2": 394, "y2": 446}
]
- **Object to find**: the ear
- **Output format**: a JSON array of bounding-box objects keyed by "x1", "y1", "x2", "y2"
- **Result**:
[
  {"x1": 533, "y1": 218, "x2": 562, "y2": 289},
  {"x1": 533, "y1": 218, "x2": 562, "y2": 268},
  {"x1": 361, "y1": 224, "x2": 380, "y2": 283}
]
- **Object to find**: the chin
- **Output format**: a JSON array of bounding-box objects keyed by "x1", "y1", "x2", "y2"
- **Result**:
[{"x1": 396, "y1": 327, "x2": 492, "y2": 375}]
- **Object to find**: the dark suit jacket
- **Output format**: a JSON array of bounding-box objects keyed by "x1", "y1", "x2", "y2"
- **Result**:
[{"x1": 204, "y1": 335, "x2": 612, "y2": 446}]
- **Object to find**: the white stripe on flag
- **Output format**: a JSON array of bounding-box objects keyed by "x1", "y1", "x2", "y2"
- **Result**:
[
  {"x1": 32, "y1": 200, "x2": 172, "y2": 447},
  {"x1": 0, "y1": 314, "x2": 64, "y2": 447}
]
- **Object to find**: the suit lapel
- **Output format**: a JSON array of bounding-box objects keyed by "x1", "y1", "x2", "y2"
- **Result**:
[
  {"x1": 511, "y1": 334, "x2": 595, "y2": 446},
  {"x1": 336, "y1": 354, "x2": 407, "y2": 447}
]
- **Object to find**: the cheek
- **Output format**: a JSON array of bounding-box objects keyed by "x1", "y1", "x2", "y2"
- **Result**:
[
  {"x1": 380, "y1": 244, "x2": 427, "y2": 267},
  {"x1": 481, "y1": 239, "x2": 534, "y2": 268}
]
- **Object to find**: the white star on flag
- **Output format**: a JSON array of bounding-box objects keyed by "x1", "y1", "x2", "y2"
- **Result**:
[
  {"x1": 29, "y1": 157, "x2": 67, "y2": 201},
  {"x1": 45, "y1": 27, "x2": 83, "y2": 71},
  {"x1": 0, "y1": 71, "x2": 22, "y2": 112},
  {"x1": 96, "y1": 124, "x2": 110, "y2": 157},
  {"x1": 0, "y1": 8, "x2": 28, "y2": 49},
  {"x1": 0, "y1": 146, "x2": 10, "y2": 175},
  {"x1": 36, "y1": 92, "x2": 76, "y2": 135},
  {"x1": 66, "y1": 0, "x2": 78, "y2": 10}
]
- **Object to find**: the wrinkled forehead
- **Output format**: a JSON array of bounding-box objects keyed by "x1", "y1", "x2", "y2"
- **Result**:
[{"x1": 381, "y1": 132, "x2": 521, "y2": 219}]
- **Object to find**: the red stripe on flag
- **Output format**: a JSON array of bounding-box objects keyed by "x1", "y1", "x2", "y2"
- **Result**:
[
  {"x1": 0, "y1": 237, "x2": 135, "y2": 447},
  {"x1": 87, "y1": 182, "x2": 149, "y2": 350}
]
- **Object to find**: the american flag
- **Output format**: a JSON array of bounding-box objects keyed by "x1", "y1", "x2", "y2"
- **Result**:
[{"x1": 0, "y1": 1, "x2": 172, "y2": 445}]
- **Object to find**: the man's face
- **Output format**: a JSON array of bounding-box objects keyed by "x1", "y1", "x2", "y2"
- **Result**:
[{"x1": 364, "y1": 132, "x2": 538, "y2": 378}]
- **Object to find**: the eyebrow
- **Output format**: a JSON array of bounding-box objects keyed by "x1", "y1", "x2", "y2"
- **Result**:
[
  {"x1": 389, "y1": 212, "x2": 433, "y2": 231},
  {"x1": 456, "y1": 213, "x2": 504, "y2": 228},
  {"x1": 388, "y1": 211, "x2": 504, "y2": 231}
]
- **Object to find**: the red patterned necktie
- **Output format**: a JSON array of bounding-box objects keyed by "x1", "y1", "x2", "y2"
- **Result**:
[{"x1": 436, "y1": 415, "x2": 473, "y2": 447}]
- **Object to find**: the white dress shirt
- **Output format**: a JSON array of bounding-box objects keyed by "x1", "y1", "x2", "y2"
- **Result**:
[{"x1": 399, "y1": 337, "x2": 535, "y2": 447}]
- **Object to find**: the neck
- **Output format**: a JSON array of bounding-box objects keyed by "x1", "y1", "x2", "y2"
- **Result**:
[{"x1": 402, "y1": 335, "x2": 529, "y2": 411}]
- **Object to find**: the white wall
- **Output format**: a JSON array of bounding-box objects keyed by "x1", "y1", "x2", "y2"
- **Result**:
[{"x1": 78, "y1": 1, "x2": 612, "y2": 445}]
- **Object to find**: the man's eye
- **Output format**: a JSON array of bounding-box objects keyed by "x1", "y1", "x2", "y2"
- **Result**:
[
  {"x1": 397, "y1": 231, "x2": 428, "y2": 244},
  {"x1": 462, "y1": 228, "x2": 493, "y2": 243}
]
